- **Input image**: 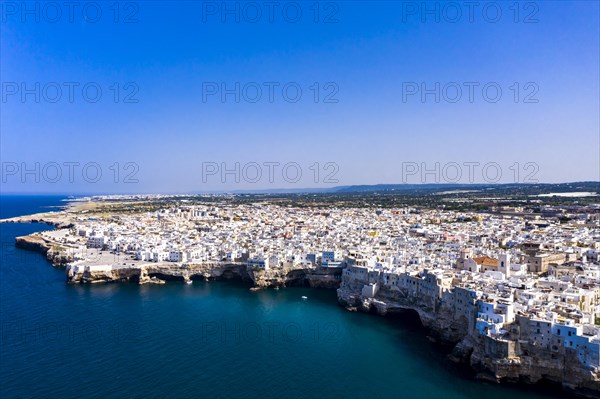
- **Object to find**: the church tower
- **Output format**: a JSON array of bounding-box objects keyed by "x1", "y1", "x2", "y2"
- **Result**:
[{"x1": 499, "y1": 252, "x2": 511, "y2": 278}]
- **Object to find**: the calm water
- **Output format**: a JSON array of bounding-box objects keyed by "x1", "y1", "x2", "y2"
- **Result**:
[{"x1": 0, "y1": 196, "x2": 563, "y2": 399}]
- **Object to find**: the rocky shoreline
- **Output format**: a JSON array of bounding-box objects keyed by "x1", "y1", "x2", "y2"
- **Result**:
[
  {"x1": 65, "y1": 261, "x2": 342, "y2": 288},
  {"x1": 15, "y1": 234, "x2": 74, "y2": 266},
  {"x1": 2, "y1": 211, "x2": 75, "y2": 229},
  {"x1": 337, "y1": 283, "x2": 600, "y2": 399},
  {"x1": 7, "y1": 216, "x2": 599, "y2": 398},
  {"x1": 13, "y1": 231, "x2": 342, "y2": 288}
]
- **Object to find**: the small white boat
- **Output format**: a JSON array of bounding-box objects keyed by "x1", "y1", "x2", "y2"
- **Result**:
[
  {"x1": 301, "y1": 296, "x2": 308, "y2": 300},
  {"x1": 186, "y1": 280, "x2": 193, "y2": 285}
]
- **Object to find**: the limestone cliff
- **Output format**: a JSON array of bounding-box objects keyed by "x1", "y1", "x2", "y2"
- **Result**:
[
  {"x1": 66, "y1": 263, "x2": 251, "y2": 284},
  {"x1": 247, "y1": 266, "x2": 342, "y2": 289},
  {"x1": 467, "y1": 324, "x2": 600, "y2": 397},
  {"x1": 337, "y1": 283, "x2": 469, "y2": 344},
  {"x1": 337, "y1": 283, "x2": 600, "y2": 398},
  {"x1": 66, "y1": 262, "x2": 342, "y2": 291},
  {"x1": 15, "y1": 234, "x2": 73, "y2": 266}
]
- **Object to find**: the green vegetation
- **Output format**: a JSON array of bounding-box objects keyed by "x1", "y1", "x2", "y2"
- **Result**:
[{"x1": 76, "y1": 182, "x2": 599, "y2": 217}]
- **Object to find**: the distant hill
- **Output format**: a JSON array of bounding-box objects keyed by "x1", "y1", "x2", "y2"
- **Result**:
[{"x1": 231, "y1": 181, "x2": 600, "y2": 196}]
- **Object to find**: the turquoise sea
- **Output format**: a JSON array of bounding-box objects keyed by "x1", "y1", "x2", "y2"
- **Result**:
[{"x1": 0, "y1": 196, "x2": 565, "y2": 398}]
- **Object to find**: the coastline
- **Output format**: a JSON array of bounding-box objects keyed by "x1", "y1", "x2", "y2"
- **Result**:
[{"x1": 3, "y1": 207, "x2": 599, "y2": 399}]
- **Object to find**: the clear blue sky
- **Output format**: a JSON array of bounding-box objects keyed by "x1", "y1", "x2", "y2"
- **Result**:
[{"x1": 1, "y1": 0, "x2": 599, "y2": 194}]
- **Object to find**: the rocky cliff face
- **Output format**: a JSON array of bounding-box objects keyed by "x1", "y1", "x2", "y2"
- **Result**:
[
  {"x1": 15, "y1": 229, "x2": 343, "y2": 290},
  {"x1": 66, "y1": 262, "x2": 343, "y2": 290},
  {"x1": 305, "y1": 267, "x2": 342, "y2": 288},
  {"x1": 337, "y1": 283, "x2": 600, "y2": 398},
  {"x1": 467, "y1": 330, "x2": 600, "y2": 397},
  {"x1": 248, "y1": 267, "x2": 342, "y2": 289},
  {"x1": 16, "y1": 235, "x2": 73, "y2": 266},
  {"x1": 337, "y1": 284, "x2": 469, "y2": 344},
  {"x1": 66, "y1": 263, "x2": 252, "y2": 285}
]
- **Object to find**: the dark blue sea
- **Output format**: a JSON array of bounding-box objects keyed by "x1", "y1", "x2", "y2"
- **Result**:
[{"x1": 0, "y1": 195, "x2": 563, "y2": 398}]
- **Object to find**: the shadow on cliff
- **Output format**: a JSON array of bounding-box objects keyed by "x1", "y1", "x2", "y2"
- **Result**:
[
  {"x1": 374, "y1": 308, "x2": 426, "y2": 332},
  {"x1": 148, "y1": 273, "x2": 185, "y2": 282}
]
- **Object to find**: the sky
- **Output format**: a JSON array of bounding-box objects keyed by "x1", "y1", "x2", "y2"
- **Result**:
[{"x1": 1, "y1": 0, "x2": 599, "y2": 194}]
